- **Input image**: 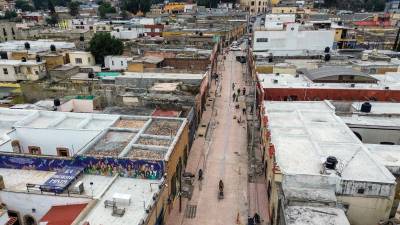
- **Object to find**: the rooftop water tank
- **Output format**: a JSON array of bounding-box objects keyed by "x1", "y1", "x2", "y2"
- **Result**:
[
  {"x1": 360, "y1": 102, "x2": 371, "y2": 113},
  {"x1": 325, "y1": 156, "x2": 338, "y2": 170}
]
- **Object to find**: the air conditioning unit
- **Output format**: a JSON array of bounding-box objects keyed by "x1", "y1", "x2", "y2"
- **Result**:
[{"x1": 73, "y1": 181, "x2": 84, "y2": 194}]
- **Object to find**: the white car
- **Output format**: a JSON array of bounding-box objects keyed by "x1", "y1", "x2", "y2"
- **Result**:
[{"x1": 230, "y1": 46, "x2": 241, "y2": 51}]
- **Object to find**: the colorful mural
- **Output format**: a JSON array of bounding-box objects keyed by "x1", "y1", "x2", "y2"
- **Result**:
[
  {"x1": 0, "y1": 154, "x2": 164, "y2": 180},
  {"x1": 76, "y1": 156, "x2": 163, "y2": 180}
]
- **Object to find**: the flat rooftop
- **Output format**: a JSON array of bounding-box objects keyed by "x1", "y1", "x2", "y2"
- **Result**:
[
  {"x1": 14, "y1": 111, "x2": 118, "y2": 130},
  {"x1": 0, "y1": 40, "x2": 75, "y2": 53},
  {"x1": 284, "y1": 206, "x2": 350, "y2": 225},
  {"x1": 351, "y1": 101, "x2": 400, "y2": 115},
  {"x1": 84, "y1": 130, "x2": 137, "y2": 157},
  {"x1": 0, "y1": 168, "x2": 56, "y2": 192},
  {"x1": 257, "y1": 73, "x2": 400, "y2": 90},
  {"x1": 340, "y1": 114, "x2": 400, "y2": 128},
  {"x1": 122, "y1": 72, "x2": 205, "y2": 80},
  {"x1": 0, "y1": 109, "x2": 186, "y2": 162},
  {"x1": 0, "y1": 60, "x2": 45, "y2": 66},
  {"x1": 264, "y1": 101, "x2": 395, "y2": 183},
  {"x1": 80, "y1": 177, "x2": 162, "y2": 225},
  {"x1": 367, "y1": 144, "x2": 400, "y2": 169}
]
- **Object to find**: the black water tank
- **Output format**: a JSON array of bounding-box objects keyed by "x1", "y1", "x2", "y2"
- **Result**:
[
  {"x1": 54, "y1": 99, "x2": 61, "y2": 107},
  {"x1": 325, "y1": 156, "x2": 338, "y2": 170},
  {"x1": 324, "y1": 54, "x2": 331, "y2": 61},
  {"x1": 324, "y1": 46, "x2": 330, "y2": 53},
  {"x1": 88, "y1": 72, "x2": 95, "y2": 79},
  {"x1": 50, "y1": 44, "x2": 56, "y2": 52},
  {"x1": 36, "y1": 56, "x2": 41, "y2": 62},
  {"x1": 360, "y1": 102, "x2": 372, "y2": 113}
]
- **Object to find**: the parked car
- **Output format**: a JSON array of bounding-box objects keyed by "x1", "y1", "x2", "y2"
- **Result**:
[{"x1": 230, "y1": 46, "x2": 241, "y2": 51}]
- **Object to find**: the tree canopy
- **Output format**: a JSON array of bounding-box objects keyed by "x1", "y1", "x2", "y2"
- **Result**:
[
  {"x1": 196, "y1": 0, "x2": 218, "y2": 8},
  {"x1": 15, "y1": 0, "x2": 34, "y2": 11},
  {"x1": 324, "y1": 0, "x2": 385, "y2": 12},
  {"x1": 68, "y1": 1, "x2": 80, "y2": 16},
  {"x1": 120, "y1": 0, "x2": 151, "y2": 15},
  {"x1": 98, "y1": 2, "x2": 116, "y2": 18},
  {"x1": 88, "y1": 32, "x2": 124, "y2": 65}
]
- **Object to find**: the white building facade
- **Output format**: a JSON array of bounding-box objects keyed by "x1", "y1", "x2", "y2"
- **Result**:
[
  {"x1": 253, "y1": 23, "x2": 335, "y2": 56},
  {"x1": 104, "y1": 55, "x2": 132, "y2": 71},
  {"x1": 0, "y1": 60, "x2": 46, "y2": 81}
]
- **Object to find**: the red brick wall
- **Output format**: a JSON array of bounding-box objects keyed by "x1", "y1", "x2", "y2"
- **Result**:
[{"x1": 264, "y1": 88, "x2": 400, "y2": 101}]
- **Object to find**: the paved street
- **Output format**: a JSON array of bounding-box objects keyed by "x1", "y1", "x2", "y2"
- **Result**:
[{"x1": 166, "y1": 48, "x2": 268, "y2": 225}]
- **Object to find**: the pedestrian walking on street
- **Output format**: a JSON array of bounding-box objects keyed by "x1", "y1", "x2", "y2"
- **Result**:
[
  {"x1": 232, "y1": 82, "x2": 235, "y2": 91},
  {"x1": 253, "y1": 213, "x2": 261, "y2": 224},
  {"x1": 235, "y1": 94, "x2": 239, "y2": 102},
  {"x1": 233, "y1": 92, "x2": 236, "y2": 102},
  {"x1": 237, "y1": 88, "x2": 241, "y2": 96},
  {"x1": 248, "y1": 216, "x2": 255, "y2": 225},
  {"x1": 242, "y1": 87, "x2": 246, "y2": 96},
  {"x1": 242, "y1": 107, "x2": 246, "y2": 115}
]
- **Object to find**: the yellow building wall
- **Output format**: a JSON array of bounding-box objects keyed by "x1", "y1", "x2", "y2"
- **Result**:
[
  {"x1": 43, "y1": 55, "x2": 65, "y2": 70},
  {"x1": 272, "y1": 67, "x2": 296, "y2": 75},
  {"x1": 165, "y1": 122, "x2": 189, "y2": 211},
  {"x1": 256, "y1": 65, "x2": 273, "y2": 73},
  {"x1": 334, "y1": 29, "x2": 343, "y2": 42},
  {"x1": 127, "y1": 63, "x2": 144, "y2": 72},
  {"x1": 145, "y1": 185, "x2": 169, "y2": 225},
  {"x1": 271, "y1": 0, "x2": 280, "y2": 5},
  {"x1": 337, "y1": 195, "x2": 394, "y2": 225},
  {"x1": 271, "y1": 7, "x2": 297, "y2": 14},
  {"x1": 164, "y1": 3, "x2": 185, "y2": 13}
]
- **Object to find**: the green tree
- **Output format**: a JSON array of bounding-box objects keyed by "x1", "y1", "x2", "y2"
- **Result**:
[
  {"x1": 98, "y1": 2, "x2": 116, "y2": 18},
  {"x1": 15, "y1": 0, "x2": 34, "y2": 11},
  {"x1": 32, "y1": 0, "x2": 47, "y2": 9},
  {"x1": 88, "y1": 32, "x2": 123, "y2": 65},
  {"x1": 46, "y1": 14, "x2": 59, "y2": 26},
  {"x1": 68, "y1": 1, "x2": 80, "y2": 16},
  {"x1": 365, "y1": 0, "x2": 385, "y2": 11},
  {"x1": 53, "y1": 0, "x2": 71, "y2": 7},
  {"x1": 196, "y1": 0, "x2": 218, "y2": 8},
  {"x1": 3, "y1": 10, "x2": 18, "y2": 19},
  {"x1": 121, "y1": 0, "x2": 151, "y2": 14}
]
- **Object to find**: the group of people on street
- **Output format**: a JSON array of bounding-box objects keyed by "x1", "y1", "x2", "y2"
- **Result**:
[
  {"x1": 232, "y1": 82, "x2": 247, "y2": 115},
  {"x1": 248, "y1": 213, "x2": 261, "y2": 225}
]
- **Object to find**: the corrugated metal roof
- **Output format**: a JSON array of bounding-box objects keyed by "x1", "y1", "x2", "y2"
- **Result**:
[{"x1": 304, "y1": 66, "x2": 376, "y2": 81}]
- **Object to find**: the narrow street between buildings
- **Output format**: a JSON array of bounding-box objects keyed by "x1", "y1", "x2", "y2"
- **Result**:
[{"x1": 166, "y1": 46, "x2": 269, "y2": 225}]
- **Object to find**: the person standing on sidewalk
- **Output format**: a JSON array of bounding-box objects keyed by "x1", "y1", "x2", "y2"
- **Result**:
[
  {"x1": 237, "y1": 88, "x2": 241, "y2": 96},
  {"x1": 232, "y1": 82, "x2": 235, "y2": 91},
  {"x1": 242, "y1": 87, "x2": 246, "y2": 96},
  {"x1": 233, "y1": 92, "x2": 236, "y2": 102}
]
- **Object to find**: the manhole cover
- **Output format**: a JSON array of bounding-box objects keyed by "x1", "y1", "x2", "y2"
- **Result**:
[{"x1": 185, "y1": 204, "x2": 197, "y2": 219}]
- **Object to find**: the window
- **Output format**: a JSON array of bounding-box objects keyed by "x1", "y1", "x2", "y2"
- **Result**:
[
  {"x1": 259, "y1": 1, "x2": 261, "y2": 5},
  {"x1": 3, "y1": 68, "x2": 8, "y2": 74},
  {"x1": 256, "y1": 38, "x2": 268, "y2": 42},
  {"x1": 251, "y1": 1, "x2": 255, "y2": 5},
  {"x1": 121, "y1": 61, "x2": 123, "y2": 66},
  {"x1": 35, "y1": 70, "x2": 39, "y2": 75},
  {"x1": 88, "y1": 57, "x2": 91, "y2": 63},
  {"x1": 75, "y1": 58, "x2": 83, "y2": 64},
  {"x1": 11, "y1": 27, "x2": 15, "y2": 35},
  {"x1": 57, "y1": 148, "x2": 69, "y2": 157},
  {"x1": 357, "y1": 188, "x2": 365, "y2": 194},
  {"x1": 3, "y1": 28, "x2": 6, "y2": 36},
  {"x1": 28, "y1": 146, "x2": 41, "y2": 155},
  {"x1": 112, "y1": 60, "x2": 114, "y2": 66}
]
